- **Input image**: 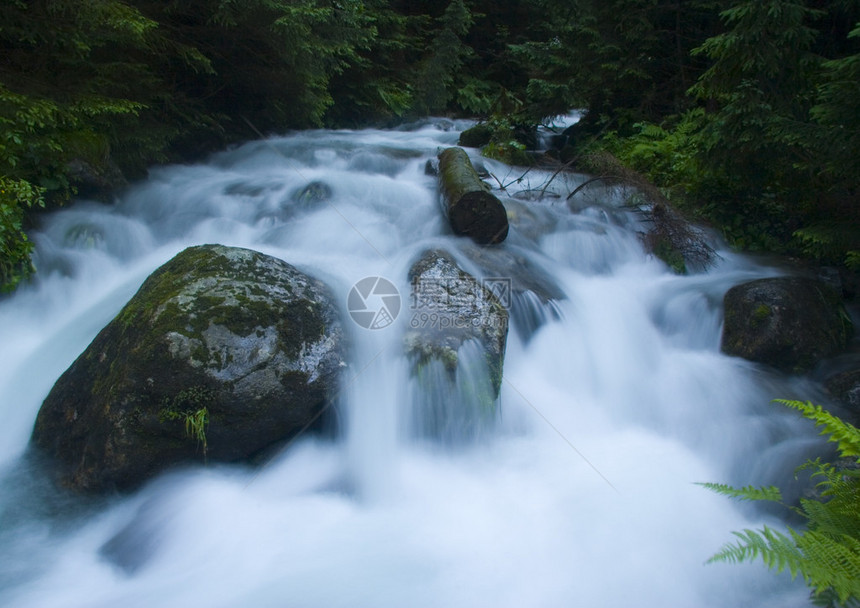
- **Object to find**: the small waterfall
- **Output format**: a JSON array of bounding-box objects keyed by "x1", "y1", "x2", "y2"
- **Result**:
[
  {"x1": 408, "y1": 338, "x2": 499, "y2": 443},
  {"x1": 0, "y1": 119, "x2": 828, "y2": 607},
  {"x1": 343, "y1": 318, "x2": 409, "y2": 502},
  {"x1": 508, "y1": 289, "x2": 564, "y2": 342}
]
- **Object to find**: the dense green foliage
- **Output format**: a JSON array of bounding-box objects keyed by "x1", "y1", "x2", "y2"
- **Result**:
[
  {"x1": 0, "y1": 0, "x2": 386, "y2": 290},
  {"x1": 601, "y1": 1, "x2": 860, "y2": 264},
  {"x1": 2, "y1": 0, "x2": 859, "y2": 290},
  {"x1": 0, "y1": 176, "x2": 43, "y2": 292},
  {"x1": 703, "y1": 400, "x2": 860, "y2": 607}
]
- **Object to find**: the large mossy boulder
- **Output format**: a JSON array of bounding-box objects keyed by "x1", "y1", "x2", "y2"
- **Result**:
[
  {"x1": 721, "y1": 277, "x2": 853, "y2": 373},
  {"x1": 32, "y1": 244, "x2": 347, "y2": 493},
  {"x1": 405, "y1": 250, "x2": 508, "y2": 440}
]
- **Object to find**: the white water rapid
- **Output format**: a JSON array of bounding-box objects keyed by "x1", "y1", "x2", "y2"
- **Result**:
[{"x1": 0, "y1": 119, "x2": 836, "y2": 607}]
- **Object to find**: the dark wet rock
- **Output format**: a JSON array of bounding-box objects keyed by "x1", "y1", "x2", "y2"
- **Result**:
[
  {"x1": 512, "y1": 125, "x2": 538, "y2": 150},
  {"x1": 458, "y1": 124, "x2": 493, "y2": 148},
  {"x1": 549, "y1": 133, "x2": 569, "y2": 150},
  {"x1": 66, "y1": 157, "x2": 127, "y2": 201},
  {"x1": 826, "y1": 368, "x2": 860, "y2": 411},
  {"x1": 32, "y1": 244, "x2": 347, "y2": 493},
  {"x1": 642, "y1": 203, "x2": 717, "y2": 274},
  {"x1": 721, "y1": 277, "x2": 853, "y2": 373}
]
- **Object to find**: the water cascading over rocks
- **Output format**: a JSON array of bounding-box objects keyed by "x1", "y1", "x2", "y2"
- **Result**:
[
  {"x1": 0, "y1": 121, "x2": 834, "y2": 608},
  {"x1": 457, "y1": 242, "x2": 565, "y2": 341},
  {"x1": 32, "y1": 244, "x2": 347, "y2": 492},
  {"x1": 404, "y1": 249, "x2": 509, "y2": 440}
]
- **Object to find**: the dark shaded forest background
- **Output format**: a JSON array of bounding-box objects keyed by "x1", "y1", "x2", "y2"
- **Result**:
[{"x1": 2, "y1": 0, "x2": 859, "y2": 291}]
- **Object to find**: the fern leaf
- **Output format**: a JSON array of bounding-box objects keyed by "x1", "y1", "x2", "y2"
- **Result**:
[
  {"x1": 707, "y1": 526, "x2": 805, "y2": 577},
  {"x1": 817, "y1": 471, "x2": 860, "y2": 511},
  {"x1": 800, "y1": 497, "x2": 860, "y2": 542},
  {"x1": 774, "y1": 400, "x2": 860, "y2": 460},
  {"x1": 707, "y1": 401, "x2": 860, "y2": 604},
  {"x1": 697, "y1": 482, "x2": 783, "y2": 503},
  {"x1": 794, "y1": 531, "x2": 860, "y2": 603}
]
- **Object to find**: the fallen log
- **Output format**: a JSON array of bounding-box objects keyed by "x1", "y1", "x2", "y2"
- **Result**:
[{"x1": 437, "y1": 147, "x2": 509, "y2": 245}]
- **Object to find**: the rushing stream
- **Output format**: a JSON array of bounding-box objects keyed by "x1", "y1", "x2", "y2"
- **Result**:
[{"x1": 0, "y1": 119, "x2": 837, "y2": 607}]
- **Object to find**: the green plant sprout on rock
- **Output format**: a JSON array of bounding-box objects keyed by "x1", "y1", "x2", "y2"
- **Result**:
[
  {"x1": 160, "y1": 406, "x2": 209, "y2": 461},
  {"x1": 701, "y1": 400, "x2": 860, "y2": 607},
  {"x1": 158, "y1": 386, "x2": 212, "y2": 461},
  {"x1": 184, "y1": 407, "x2": 209, "y2": 460}
]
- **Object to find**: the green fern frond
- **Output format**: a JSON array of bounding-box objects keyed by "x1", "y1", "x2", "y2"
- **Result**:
[
  {"x1": 708, "y1": 526, "x2": 805, "y2": 576},
  {"x1": 800, "y1": 498, "x2": 860, "y2": 541},
  {"x1": 774, "y1": 400, "x2": 860, "y2": 460},
  {"x1": 818, "y1": 470, "x2": 860, "y2": 506},
  {"x1": 698, "y1": 482, "x2": 783, "y2": 503},
  {"x1": 794, "y1": 531, "x2": 860, "y2": 603},
  {"x1": 706, "y1": 401, "x2": 860, "y2": 605}
]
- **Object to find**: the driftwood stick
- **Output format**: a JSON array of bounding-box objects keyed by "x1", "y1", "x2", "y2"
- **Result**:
[{"x1": 566, "y1": 175, "x2": 616, "y2": 200}]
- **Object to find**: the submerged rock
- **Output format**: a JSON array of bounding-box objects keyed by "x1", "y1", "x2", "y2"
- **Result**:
[
  {"x1": 721, "y1": 276, "x2": 853, "y2": 373},
  {"x1": 290, "y1": 180, "x2": 333, "y2": 206},
  {"x1": 458, "y1": 242, "x2": 565, "y2": 304},
  {"x1": 500, "y1": 197, "x2": 560, "y2": 241},
  {"x1": 458, "y1": 242, "x2": 565, "y2": 341},
  {"x1": 32, "y1": 244, "x2": 346, "y2": 493},
  {"x1": 405, "y1": 250, "x2": 509, "y2": 440}
]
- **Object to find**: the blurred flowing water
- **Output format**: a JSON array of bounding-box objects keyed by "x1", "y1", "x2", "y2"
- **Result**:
[{"x1": 0, "y1": 119, "x2": 832, "y2": 607}]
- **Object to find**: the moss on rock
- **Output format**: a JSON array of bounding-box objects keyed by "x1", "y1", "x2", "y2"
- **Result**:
[
  {"x1": 721, "y1": 276, "x2": 853, "y2": 374},
  {"x1": 32, "y1": 244, "x2": 346, "y2": 493}
]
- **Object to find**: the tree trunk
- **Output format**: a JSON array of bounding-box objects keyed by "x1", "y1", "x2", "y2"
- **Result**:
[{"x1": 437, "y1": 147, "x2": 509, "y2": 245}]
